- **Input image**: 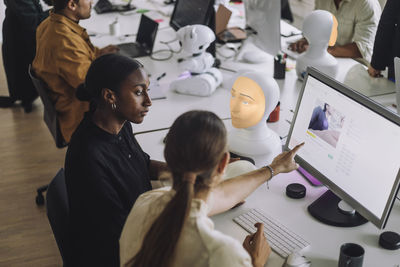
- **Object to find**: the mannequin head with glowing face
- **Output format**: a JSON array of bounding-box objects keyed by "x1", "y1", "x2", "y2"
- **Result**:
[
  {"x1": 230, "y1": 72, "x2": 280, "y2": 129},
  {"x1": 303, "y1": 10, "x2": 338, "y2": 47}
]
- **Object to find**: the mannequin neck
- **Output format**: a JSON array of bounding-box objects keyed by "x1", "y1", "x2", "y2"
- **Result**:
[
  {"x1": 305, "y1": 42, "x2": 329, "y2": 58},
  {"x1": 235, "y1": 120, "x2": 271, "y2": 140}
]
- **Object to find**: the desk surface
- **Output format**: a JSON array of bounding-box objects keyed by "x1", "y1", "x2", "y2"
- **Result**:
[
  {"x1": 82, "y1": 1, "x2": 395, "y2": 134},
  {"x1": 213, "y1": 171, "x2": 400, "y2": 267},
  {"x1": 135, "y1": 126, "x2": 400, "y2": 267},
  {"x1": 86, "y1": 4, "x2": 400, "y2": 265}
]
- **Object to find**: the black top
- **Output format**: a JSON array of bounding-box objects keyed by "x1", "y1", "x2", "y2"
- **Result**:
[
  {"x1": 370, "y1": 0, "x2": 400, "y2": 79},
  {"x1": 2, "y1": 0, "x2": 49, "y2": 102},
  {"x1": 64, "y1": 113, "x2": 152, "y2": 266}
]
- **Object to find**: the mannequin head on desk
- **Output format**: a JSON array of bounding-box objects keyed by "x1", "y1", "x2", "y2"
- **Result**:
[
  {"x1": 296, "y1": 10, "x2": 339, "y2": 80},
  {"x1": 228, "y1": 71, "x2": 282, "y2": 166},
  {"x1": 230, "y1": 72, "x2": 279, "y2": 130}
]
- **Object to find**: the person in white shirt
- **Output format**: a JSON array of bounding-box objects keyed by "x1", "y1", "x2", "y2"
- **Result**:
[
  {"x1": 119, "y1": 110, "x2": 304, "y2": 267},
  {"x1": 289, "y1": 0, "x2": 381, "y2": 62}
]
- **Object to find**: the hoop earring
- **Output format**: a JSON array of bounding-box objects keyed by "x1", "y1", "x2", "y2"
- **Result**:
[{"x1": 111, "y1": 103, "x2": 116, "y2": 110}]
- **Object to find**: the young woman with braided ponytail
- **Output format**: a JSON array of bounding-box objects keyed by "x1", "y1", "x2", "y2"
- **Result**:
[{"x1": 120, "y1": 110, "x2": 304, "y2": 267}]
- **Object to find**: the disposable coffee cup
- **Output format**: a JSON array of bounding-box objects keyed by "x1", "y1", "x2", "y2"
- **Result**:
[
  {"x1": 338, "y1": 243, "x2": 364, "y2": 267},
  {"x1": 109, "y1": 18, "x2": 120, "y2": 36}
]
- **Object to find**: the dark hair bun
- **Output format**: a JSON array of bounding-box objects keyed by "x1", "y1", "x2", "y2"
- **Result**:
[{"x1": 76, "y1": 83, "x2": 91, "y2": 102}]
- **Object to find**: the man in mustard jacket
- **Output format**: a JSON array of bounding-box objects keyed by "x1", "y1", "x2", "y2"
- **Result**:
[{"x1": 33, "y1": 0, "x2": 119, "y2": 142}]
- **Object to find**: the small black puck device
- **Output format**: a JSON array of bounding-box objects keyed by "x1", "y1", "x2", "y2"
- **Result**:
[
  {"x1": 379, "y1": 231, "x2": 400, "y2": 250},
  {"x1": 286, "y1": 183, "x2": 306, "y2": 199}
]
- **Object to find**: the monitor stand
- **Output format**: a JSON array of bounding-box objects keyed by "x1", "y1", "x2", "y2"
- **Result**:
[{"x1": 308, "y1": 190, "x2": 368, "y2": 227}]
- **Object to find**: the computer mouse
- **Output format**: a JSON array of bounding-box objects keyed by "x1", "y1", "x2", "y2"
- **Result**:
[
  {"x1": 282, "y1": 252, "x2": 311, "y2": 267},
  {"x1": 242, "y1": 51, "x2": 269, "y2": 64}
]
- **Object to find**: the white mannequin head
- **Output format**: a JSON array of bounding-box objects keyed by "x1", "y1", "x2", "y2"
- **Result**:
[
  {"x1": 296, "y1": 10, "x2": 338, "y2": 79},
  {"x1": 303, "y1": 10, "x2": 338, "y2": 47},
  {"x1": 230, "y1": 71, "x2": 280, "y2": 129},
  {"x1": 176, "y1": 24, "x2": 215, "y2": 55}
]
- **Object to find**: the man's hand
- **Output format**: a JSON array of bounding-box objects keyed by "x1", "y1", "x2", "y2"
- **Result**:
[
  {"x1": 368, "y1": 65, "x2": 383, "y2": 78},
  {"x1": 288, "y1": 38, "x2": 309, "y2": 53},
  {"x1": 98, "y1": 45, "x2": 120, "y2": 56},
  {"x1": 243, "y1": 223, "x2": 271, "y2": 267}
]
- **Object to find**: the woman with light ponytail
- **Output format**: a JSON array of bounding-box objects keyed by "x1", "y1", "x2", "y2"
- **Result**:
[{"x1": 120, "y1": 110, "x2": 304, "y2": 267}]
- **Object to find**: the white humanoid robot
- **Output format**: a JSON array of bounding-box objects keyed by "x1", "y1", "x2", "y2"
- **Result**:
[
  {"x1": 170, "y1": 25, "x2": 222, "y2": 96},
  {"x1": 228, "y1": 71, "x2": 282, "y2": 167},
  {"x1": 296, "y1": 10, "x2": 339, "y2": 80}
]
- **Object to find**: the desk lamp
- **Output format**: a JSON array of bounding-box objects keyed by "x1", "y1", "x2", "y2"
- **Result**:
[
  {"x1": 170, "y1": 25, "x2": 222, "y2": 96},
  {"x1": 296, "y1": 10, "x2": 338, "y2": 80},
  {"x1": 228, "y1": 71, "x2": 281, "y2": 167}
]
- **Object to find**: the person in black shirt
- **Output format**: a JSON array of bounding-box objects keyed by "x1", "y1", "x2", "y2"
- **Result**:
[
  {"x1": 65, "y1": 54, "x2": 168, "y2": 266},
  {"x1": 0, "y1": 0, "x2": 52, "y2": 112},
  {"x1": 368, "y1": 0, "x2": 400, "y2": 79}
]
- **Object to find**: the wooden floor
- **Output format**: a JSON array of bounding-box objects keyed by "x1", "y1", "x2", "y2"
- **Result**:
[{"x1": 0, "y1": 56, "x2": 63, "y2": 265}]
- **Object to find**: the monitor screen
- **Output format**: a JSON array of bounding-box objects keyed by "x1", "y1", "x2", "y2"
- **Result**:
[
  {"x1": 169, "y1": 0, "x2": 216, "y2": 57},
  {"x1": 286, "y1": 67, "x2": 400, "y2": 229},
  {"x1": 136, "y1": 15, "x2": 159, "y2": 53},
  {"x1": 244, "y1": 0, "x2": 281, "y2": 56},
  {"x1": 170, "y1": 0, "x2": 214, "y2": 31}
]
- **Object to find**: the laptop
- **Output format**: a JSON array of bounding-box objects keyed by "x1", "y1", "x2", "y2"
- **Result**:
[
  {"x1": 215, "y1": 4, "x2": 246, "y2": 43},
  {"x1": 395, "y1": 57, "x2": 400, "y2": 114},
  {"x1": 94, "y1": 0, "x2": 136, "y2": 14},
  {"x1": 118, "y1": 15, "x2": 159, "y2": 58}
]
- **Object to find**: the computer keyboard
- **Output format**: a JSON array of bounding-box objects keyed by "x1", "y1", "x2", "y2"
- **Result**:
[{"x1": 233, "y1": 209, "x2": 310, "y2": 258}]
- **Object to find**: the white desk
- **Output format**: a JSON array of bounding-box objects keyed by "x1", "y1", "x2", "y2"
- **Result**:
[
  {"x1": 134, "y1": 126, "x2": 400, "y2": 267},
  {"x1": 213, "y1": 172, "x2": 400, "y2": 267},
  {"x1": 82, "y1": 1, "x2": 377, "y2": 135},
  {"x1": 83, "y1": 2, "x2": 400, "y2": 265}
]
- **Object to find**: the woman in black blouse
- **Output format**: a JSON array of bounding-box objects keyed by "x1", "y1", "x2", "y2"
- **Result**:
[{"x1": 64, "y1": 54, "x2": 167, "y2": 266}]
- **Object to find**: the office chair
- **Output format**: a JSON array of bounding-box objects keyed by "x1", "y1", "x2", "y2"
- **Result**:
[
  {"x1": 28, "y1": 65, "x2": 68, "y2": 205},
  {"x1": 46, "y1": 168, "x2": 70, "y2": 265}
]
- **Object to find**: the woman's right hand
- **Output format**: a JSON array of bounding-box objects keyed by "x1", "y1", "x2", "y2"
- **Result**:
[
  {"x1": 270, "y1": 143, "x2": 304, "y2": 175},
  {"x1": 288, "y1": 38, "x2": 309, "y2": 53},
  {"x1": 367, "y1": 65, "x2": 382, "y2": 78},
  {"x1": 243, "y1": 223, "x2": 271, "y2": 267}
]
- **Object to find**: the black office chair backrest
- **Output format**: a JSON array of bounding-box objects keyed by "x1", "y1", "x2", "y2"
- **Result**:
[
  {"x1": 28, "y1": 65, "x2": 67, "y2": 148},
  {"x1": 46, "y1": 168, "x2": 70, "y2": 265}
]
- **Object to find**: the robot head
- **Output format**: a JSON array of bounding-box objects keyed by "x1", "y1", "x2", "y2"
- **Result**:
[
  {"x1": 303, "y1": 10, "x2": 338, "y2": 47},
  {"x1": 176, "y1": 24, "x2": 215, "y2": 54},
  {"x1": 230, "y1": 72, "x2": 280, "y2": 129}
]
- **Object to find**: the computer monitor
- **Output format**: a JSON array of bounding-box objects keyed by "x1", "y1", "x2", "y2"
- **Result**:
[
  {"x1": 136, "y1": 15, "x2": 159, "y2": 53},
  {"x1": 170, "y1": 0, "x2": 214, "y2": 31},
  {"x1": 394, "y1": 57, "x2": 400, "y2": 114},
  {"x1": 244, "y1": 0, "x2": 281, "y2": 56},
  {"x1": 285, "y1": 67, "x2": 400, "y2": 229},
  {"x1": 169, "y1": 0, "x2": 216, "y2": 57}
]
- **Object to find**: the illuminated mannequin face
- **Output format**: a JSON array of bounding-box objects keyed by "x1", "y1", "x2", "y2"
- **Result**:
[
  {"x1": 329, "y1": 15, "x2": 338, "y2": 46},
  {"x1": 230, "y1": 76, "x2": 266, "y2": 128}
]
